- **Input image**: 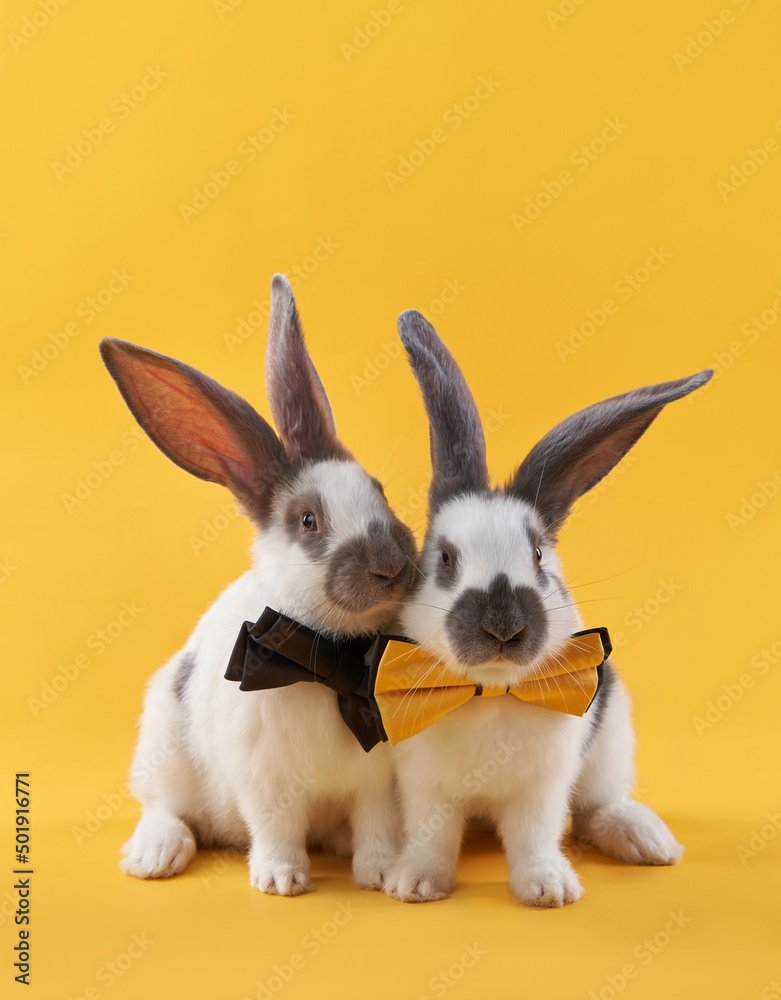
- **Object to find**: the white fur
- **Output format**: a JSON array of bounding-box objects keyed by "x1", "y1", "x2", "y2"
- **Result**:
[
  {"x1": 387, "y1": 493, "x2": 684, "y2": 908},
  {"x1": 121, "y1": 461, "x2": 401, "y2": 894}
]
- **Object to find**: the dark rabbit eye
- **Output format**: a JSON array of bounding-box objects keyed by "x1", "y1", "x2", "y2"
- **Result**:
[
  {"x1": 535, "y1": 546, "x2": 542, "y2": 562},
  {"x1": 302, "y1": 512, "x2": 318, "y2": 531},
  {"x1": 442, "y1": 550, "x2": 450, "y2": 566}
]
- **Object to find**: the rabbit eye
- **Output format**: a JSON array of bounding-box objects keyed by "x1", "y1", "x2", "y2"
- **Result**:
[
  {"x1": 535, "y1": 546, "x2": 542, "y2": 562},
  {"x1": 302, "y1": 512, "x2": 318, "y2": 531},
  {"x1": 442, "y1": 550, "x2": 450, "y2": 566}
]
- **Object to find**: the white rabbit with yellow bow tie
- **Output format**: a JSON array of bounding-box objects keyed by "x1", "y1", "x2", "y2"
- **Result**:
[{"x1": 384, "y1": 310, "x2": 710, "y2": 907}]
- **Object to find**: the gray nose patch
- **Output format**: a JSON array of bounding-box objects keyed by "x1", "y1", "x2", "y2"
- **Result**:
[
  {"x1": 446, "y1": 574, "x2": 548, "y2": 667},
  {"x1": 325, "y1": 518, "x2": 416, "y2": 614}
]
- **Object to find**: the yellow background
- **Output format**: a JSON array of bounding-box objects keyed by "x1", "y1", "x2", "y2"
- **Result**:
[{"x1": 2, "y1": 0, "x2": 780, "y2": 997}]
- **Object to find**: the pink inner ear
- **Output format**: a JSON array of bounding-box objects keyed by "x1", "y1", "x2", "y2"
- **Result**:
[
  {"x1": 570, "y1": 418, "x2": 650, "y2": 497},
  {"x1": 119, "y1": 355, "x2": 256, "y2": 492}
]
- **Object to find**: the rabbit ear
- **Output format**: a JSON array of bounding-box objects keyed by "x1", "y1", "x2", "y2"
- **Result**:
[
  {"x1": 508, "y1": 369, "x2": 714, "y2": 535},
  {"x1": 398, "y1": 310, "x2": 489, "y2": 512},
  {"x1": 99, "y1": 338, "x2": 288, "y2": 518},
  {"x1": 265, "y1": 274, "x2": 351, "y2": 462}
]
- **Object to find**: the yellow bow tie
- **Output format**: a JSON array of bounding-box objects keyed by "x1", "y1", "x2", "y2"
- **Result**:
[{"x1": 370, "y1": 628, "x2": 610, "y2": 746}]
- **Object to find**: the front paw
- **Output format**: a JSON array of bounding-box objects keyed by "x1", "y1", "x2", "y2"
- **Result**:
[
  {"x1": 510, "y1": 854, "x2": 583, "y2": 908},
  {"x1": 352, "y1": 850, "x2": 397, "y2": 891},
  {"x1": 249, "y1": 858, "x2": 314, "y2": 896},
  {"x1": 385, "y1": 864, "x2": 455, "y2": 903},
  {"x1": 120, "y1": 813, "x2": 196, "y2": 880}
]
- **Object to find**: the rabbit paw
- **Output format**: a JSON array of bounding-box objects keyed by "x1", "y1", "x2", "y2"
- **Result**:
[
  {"x1": 249, "y1": 858, "x2": 314, "y2": 896},
  {"x1": 385, "y1": 864, "x2": 454, "y2": 902},
  {"x1": 352, "y1": 850, "x2": 397, "y2": 891},
  {"x1": 120, "y1": 813, "x2": 196, "y2": 879},
  {"x1": 510, "y1": 855, "x2": 583, "y2": 908},
  {"x1": 573, "y1": 801, "x2": 685, "y2": 866}
]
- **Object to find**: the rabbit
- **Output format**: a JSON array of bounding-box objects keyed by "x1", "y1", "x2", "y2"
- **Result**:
[
  {"x1": 383, "y1": 309, "x2": 712, "y2": 907},
  {"x1": 99, "y1": 274, "x2": 416, "y2": 895}
]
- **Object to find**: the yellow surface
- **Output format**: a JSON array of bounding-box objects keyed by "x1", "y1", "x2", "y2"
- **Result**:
[{"x1": 2, "y1": 1, "x2": 780, "y2": 997}]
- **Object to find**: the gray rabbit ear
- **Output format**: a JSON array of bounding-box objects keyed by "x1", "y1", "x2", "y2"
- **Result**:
[
  {"x1": 265, "y1": 274, "x2": 351, "y2": 462},
  {"x1": 398, "y1": 310, "x2": 489, "y2": 513},
  {"x1": 99, "y1": 338, "x2": 288, "y2": 522},
  {"x1": 508, "y1": 369, "x2": 714, "y2": 536}
]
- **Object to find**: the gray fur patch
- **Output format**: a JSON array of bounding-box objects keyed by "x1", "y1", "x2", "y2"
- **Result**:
[
  {"x1": 325, "y1": 516, "x2": 416, "y2": 616},
  {"x1": 173, "y1": 652, "x2": 196, "y2": 702},
  {"x1": 434, "y1": 538, "x2": 459, "y2": 590},
  {"x1": 283, "y1": 488, "x2": 329, "y2": 558},
  {"x1": 584, "y1": 660, "x2": 616, "y2": 749}
]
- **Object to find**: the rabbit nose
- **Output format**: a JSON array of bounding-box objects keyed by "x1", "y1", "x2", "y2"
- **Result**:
[
  {"x1": 369, "y1": 558, "x2": 406, "y2": 583},
  {"x1": 482, "y1": 624, "x2": 525, "y2": 643},
  {"x1": 371, "y1": 568, "x2": 399, "y2": 580},
  {"x1": 366, "y1": 535, "x2": 408, "y2": 581}
]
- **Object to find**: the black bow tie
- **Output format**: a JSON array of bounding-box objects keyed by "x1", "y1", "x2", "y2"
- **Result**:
[{"x1": 224, "y1": 607, "x2": 389, "y2": 751}]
